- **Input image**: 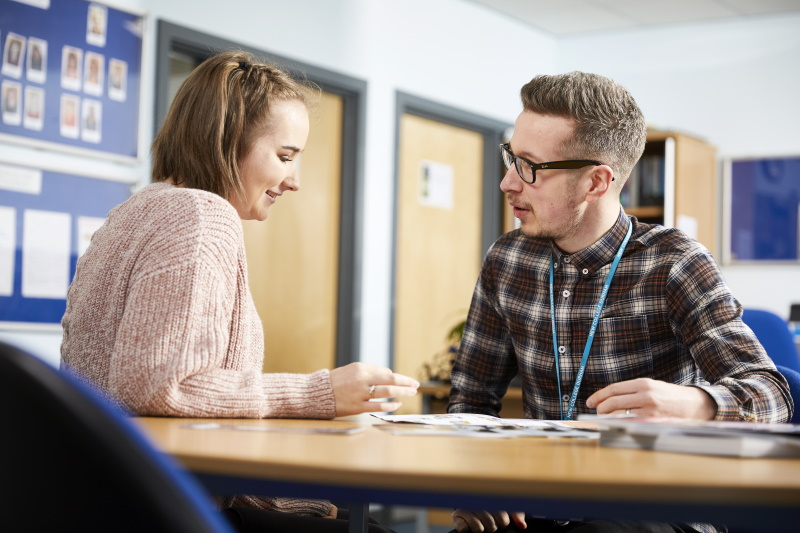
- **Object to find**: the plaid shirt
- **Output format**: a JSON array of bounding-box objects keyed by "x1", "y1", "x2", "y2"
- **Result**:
[{"x1": 449, "y1": 209, "x2": 792, "y2": 423}]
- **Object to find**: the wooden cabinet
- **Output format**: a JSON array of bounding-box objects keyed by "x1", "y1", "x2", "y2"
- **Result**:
[{"x1": 623, "y1": 130, "x2": 718, "y2": 257}]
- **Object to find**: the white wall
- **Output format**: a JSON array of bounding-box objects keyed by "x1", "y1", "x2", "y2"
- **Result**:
[
  {"x1": 3, "y1": 1, "x2": 797, "y2": 367},
  {"x1": 556, "y1": 13, "x2": 800, "y2": 319}
]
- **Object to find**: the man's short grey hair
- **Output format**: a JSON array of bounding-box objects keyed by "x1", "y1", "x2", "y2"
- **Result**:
[{"x1": 520, "y1": 72, "x2": 647, "y2": 188}]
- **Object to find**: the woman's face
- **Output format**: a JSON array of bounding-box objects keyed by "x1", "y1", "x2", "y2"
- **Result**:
[{"x1": 232, "y1": 99, "x2": 310, "y2": 221}]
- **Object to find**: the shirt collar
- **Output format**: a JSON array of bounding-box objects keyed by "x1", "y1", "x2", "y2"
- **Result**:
[{"x1": 549, "y1": 209, "x2": 631, "y2": 276}]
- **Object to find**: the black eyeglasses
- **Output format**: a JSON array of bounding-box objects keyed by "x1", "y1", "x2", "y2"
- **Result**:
[{"x1": 500, "y1": 143, "x2": 607, "y2": 184}]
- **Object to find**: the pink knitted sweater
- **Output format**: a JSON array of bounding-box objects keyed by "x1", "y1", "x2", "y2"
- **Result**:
[{"x1": 61, "y1": 182, "x2": 336, "y2": 516}]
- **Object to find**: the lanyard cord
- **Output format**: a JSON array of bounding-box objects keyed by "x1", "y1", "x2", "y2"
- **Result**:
[{"x1": 549, "y1": 219, "x2": 633, "y2": 421}]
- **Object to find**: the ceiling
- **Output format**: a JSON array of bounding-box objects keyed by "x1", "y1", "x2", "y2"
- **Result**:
[{"x1": 465, "y1": 0, "x2": 800, "y2": 37}]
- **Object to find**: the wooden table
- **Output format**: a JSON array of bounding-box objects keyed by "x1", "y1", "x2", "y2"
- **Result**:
[{"x1": 135, "y1": 415, "x2": 800, "y2": 532}]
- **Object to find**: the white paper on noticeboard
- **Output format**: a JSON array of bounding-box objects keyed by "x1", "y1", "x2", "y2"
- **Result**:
[
  {"x1": 0, "y1": 206, "x2": 15, "y2": 296},
  {"x1": 22, "y1": 209, "x2": 71, "y2": 298},
  {"x1": 0, "y1": 163, "x2": 42, "y2": 194},
  {"x1": 77, "y1": 215, "x2": 105, "y2": 257}
]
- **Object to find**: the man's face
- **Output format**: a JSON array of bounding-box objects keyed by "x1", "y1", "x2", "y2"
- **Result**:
[{"x1": 500, "y1": 110, "x2": 587, "y2": 242}]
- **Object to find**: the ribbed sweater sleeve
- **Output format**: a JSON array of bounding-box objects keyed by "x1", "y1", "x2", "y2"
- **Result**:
[{"x1": 219, "y1": 495, "x2": 333, "y2": 517}]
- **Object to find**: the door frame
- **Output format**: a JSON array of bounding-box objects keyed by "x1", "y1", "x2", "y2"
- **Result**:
[
  {"x1": 390, "y1": 91, "x2": 511, "y2": 367},
  {"x1": 154, "y1": 20, "x2": 366, "y2": 367}
]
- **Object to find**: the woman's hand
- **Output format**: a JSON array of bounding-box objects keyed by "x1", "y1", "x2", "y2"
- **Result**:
[{"x1": 329, "y1": 362, "x2": 419, "y2": 416}]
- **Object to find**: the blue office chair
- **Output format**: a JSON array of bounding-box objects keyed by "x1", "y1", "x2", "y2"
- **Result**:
[
  {"x1": 0, "y1": 341, "x2": 235, "y2": 533},
  {"x1": 774, "y1": 364, "x2": 800, "y2": 424},
  {"x1": 741, "y1": 308, "x2": 800, "y2": 372},
  {"x1": 741, "y1": 309, "x2": 800, "y2": 423}
]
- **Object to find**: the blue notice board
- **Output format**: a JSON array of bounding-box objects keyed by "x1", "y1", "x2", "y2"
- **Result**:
[
  {"x1": 0, "y1": 163, "x2": 131, "y2": 326},
  {"x1": 0, "y1": 0, "x2": 143, "y2": 160},
  {"x1": 727, "y1": 157, "x2": 800, "y2": 262}
]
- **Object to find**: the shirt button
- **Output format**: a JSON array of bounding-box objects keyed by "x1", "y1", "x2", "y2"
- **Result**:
[
  {"x1": 562, "y1": 395, "x2": 569, "y2": 402},
  {"x1": 563, "y1": 256, "x2": 571, "y2": 263},
  {"x1": 582, "y1": 268, "x2": 589, "y2": 275},
  {"x1": 558, "y1": 345, "x2": 566, "y2": 354},
  {"x1": 562, "y1": 290, "x2": 570, "y2": 298}
]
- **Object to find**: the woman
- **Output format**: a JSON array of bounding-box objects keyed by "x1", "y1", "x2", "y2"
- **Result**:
[{"x1": 61, "y1": 50, "x2": 418, "y2": 532}]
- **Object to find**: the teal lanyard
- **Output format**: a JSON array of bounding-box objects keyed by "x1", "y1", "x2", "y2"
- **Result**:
[{"x1": 549, "y1": 219, "x2": 632, "y2": 421}]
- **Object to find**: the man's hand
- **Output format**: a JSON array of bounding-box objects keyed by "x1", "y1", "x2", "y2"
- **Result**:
[
  {"x1": 452, "y1": 509, "x2": 526, "y2": 532},
  {"x1": 586, "y1": 378, "x2": 717, "y2": 420}
]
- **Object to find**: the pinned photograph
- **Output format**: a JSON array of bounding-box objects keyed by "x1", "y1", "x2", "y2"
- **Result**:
[
  {"x1": 2, "y1": 33, "x2": 26, "y2": 79},
  {"x1": 81, "y1": 98, "x2": 101, "y2": 143},
  {"x1": 108, "y1": 58, "x2": 127, "y2": 102},
  {"x1": 23, "y1": 86, "x2": 44, "y2": 131},
  {"x1": 84, "y1": 51, "x2": 104, "y2": 96},
  {"x1": 86, "y1": 3, "x2": 108, "y2": 47},
  {"x1": 60, "y1": 94, "x2": 79, "y2": 138},
  {"x1": 27, "y1": 38, "x2": 48, "y2": 84},
  {"x1": 61, "y1": 45, "x2": 83, "y2": 91},
  {"x1": 2, "y1": 81, "x2": 23, "y2": 126}
]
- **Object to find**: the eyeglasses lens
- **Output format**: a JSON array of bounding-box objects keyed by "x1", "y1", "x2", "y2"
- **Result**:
[{"x1": 501, "y1": 144, "x2": 534, "y2": 183}]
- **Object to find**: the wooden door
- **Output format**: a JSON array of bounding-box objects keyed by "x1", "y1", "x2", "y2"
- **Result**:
[
  {"x1": 394, "y1": 113, "x2": 484, "y2": 413},
  {"x1": 243, "y1": 92, "x2": 343, "y2": 373}
]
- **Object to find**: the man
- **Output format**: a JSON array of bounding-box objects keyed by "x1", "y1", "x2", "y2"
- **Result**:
[{"x1": 447, "y1": 72, "x2": 792, "y2": 533}]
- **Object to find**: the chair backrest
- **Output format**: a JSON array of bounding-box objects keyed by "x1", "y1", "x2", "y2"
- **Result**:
[
  {"x1": 0, "y1": 341, "x2": 234, "y2": 533},
  {"x1": 775, "y1": 365, "x2": 800, "y2": 424},
  {"x1": 741, "y1": 308, "x2": 800, "y2": 373}
]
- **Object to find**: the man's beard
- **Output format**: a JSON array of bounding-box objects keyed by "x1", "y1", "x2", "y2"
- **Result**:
[{"x1": 515, "y1": 196, "x2": 584, "y2": 243}]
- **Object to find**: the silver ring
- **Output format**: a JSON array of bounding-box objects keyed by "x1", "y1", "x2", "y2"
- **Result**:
[
  {"x1": 625, "y1": 409, "x2": 631, "y2": 415},
  {"x1": 369, "y1": 385, "x2": 376, "y2": 399}
]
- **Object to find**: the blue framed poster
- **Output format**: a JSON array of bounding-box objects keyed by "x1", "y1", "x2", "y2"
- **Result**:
[
  {"x1": 0, "y1": 0, "x2": 143, "y2": 161},
  {"x1": 0, "y1": 161, "x2": 131, "y2": 327},
  {"x1": 724, "y1": 156, "x2": 800, "y2": 263}
]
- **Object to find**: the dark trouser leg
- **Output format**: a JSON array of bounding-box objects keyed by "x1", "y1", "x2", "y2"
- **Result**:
[{"x1": 223, "y1": 507, "x2": 397, "y2": 533}]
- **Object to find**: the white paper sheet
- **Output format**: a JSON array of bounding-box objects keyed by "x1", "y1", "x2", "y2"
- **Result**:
[
  {"x1": 370, "y1": 413, "x2": 598, "y2": 438},
  {"x1": 677, "y1": 214, "x2": 698, "y2": 240},
  {"x1": 419, "y1": 160, "x2": 454, "y2": 210},
  {"x1": 22, "y1": 209, "x2": 71, "y2": 298},
  {"x1": 0, "y1": 163, "x2": 42, "y2": 194},
  {"x1": 77, "y1": 216, "x2": 105, "y2": 257},
  {"x1": 0, "y1": 206, "x2": 16, "y2": 296}
]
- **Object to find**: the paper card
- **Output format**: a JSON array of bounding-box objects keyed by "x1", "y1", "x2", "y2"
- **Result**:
[
  {"x1": 0, "y1": 163, "x2": 42, "y2": 194},
  {"x1": 22, "y1": 209, "x2": 71, "y2": 299},
  {"x1": 677, "y1": 214, "x2": 698, "y2": 240},
  {"x1": 0, "y1": 207, "x2": 16, "y2": 296},
  {"x1": 77, "y1": 216, "x2": 105, "y2": 257},
  {"x1": 419, "y1": 160, "x2": 454, "y2": 210}
]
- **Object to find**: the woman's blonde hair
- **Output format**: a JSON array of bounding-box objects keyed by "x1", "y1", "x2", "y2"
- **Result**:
[{"x1": 151, "y1": 50, "x2": 317, "y2": 201}]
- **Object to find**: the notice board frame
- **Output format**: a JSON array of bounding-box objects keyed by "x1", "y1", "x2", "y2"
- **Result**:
[
  {"x1": 722, "y1": 155, "x2": 800, "y2": 264},
  {"x1": 0, "y1": 0, "x2": 145, "y2": 163}
]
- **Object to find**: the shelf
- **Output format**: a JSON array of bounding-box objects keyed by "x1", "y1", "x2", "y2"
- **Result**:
[{"x1": 625, "y1": 205, "x2": 664, "y2": 219}]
